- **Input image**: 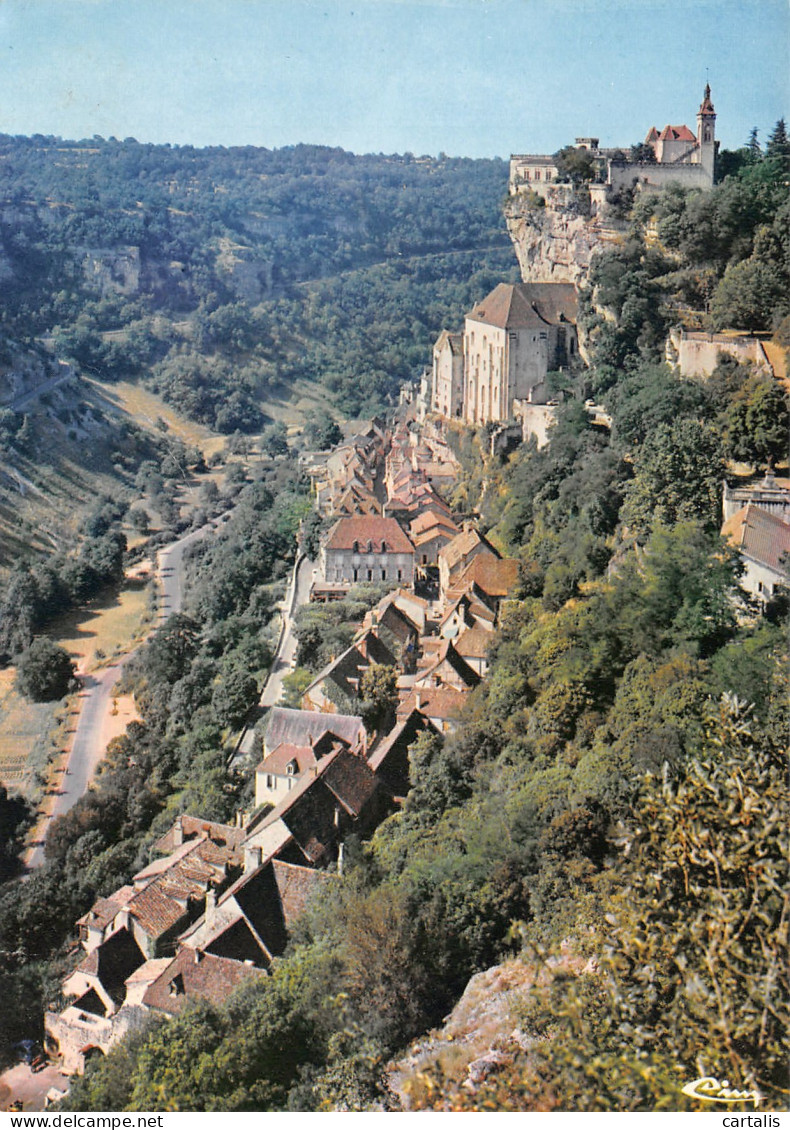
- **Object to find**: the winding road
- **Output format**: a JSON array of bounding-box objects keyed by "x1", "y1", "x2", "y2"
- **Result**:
[{"x1": 25, "y1": 518, "x2": 221, "y2": 870}]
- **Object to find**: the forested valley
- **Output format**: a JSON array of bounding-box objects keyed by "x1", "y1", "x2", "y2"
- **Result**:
[{"x1": 0, "y1": 128, "x2": 787, "y2": 1111}]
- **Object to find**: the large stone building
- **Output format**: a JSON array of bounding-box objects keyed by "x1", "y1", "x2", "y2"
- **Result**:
[
  {"x1": 429, "y1": 282, "x2": 578, "y2": 426},
  {"x1": 318, "y1": 515, "x2": 415, "y2": 594},
  {"x1": 510, "y1": 86, "x2": 717, "y2": 198}
]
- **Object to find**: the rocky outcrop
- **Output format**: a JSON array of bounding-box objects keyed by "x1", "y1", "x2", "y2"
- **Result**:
[
  {"x1": 505, "y1": 191, "x2": 627, "y2": 286},
  {"x1": 390, "y1": 945, "x2": 598, "y2": 1110},
  {"x1": 81, "y1": 246, "x2": 141, "y2": 296},
  {"x1": 214, "y1": 237, "x2": 274, "y2": 303}
]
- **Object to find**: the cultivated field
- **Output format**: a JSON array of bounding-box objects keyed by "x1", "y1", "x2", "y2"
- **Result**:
[
  {"x1": 46, "y1": 578, "x2": 152, "y2": 673},
  {"x1": 0, "y1": 669, "x2": 59, "y2": 792}
]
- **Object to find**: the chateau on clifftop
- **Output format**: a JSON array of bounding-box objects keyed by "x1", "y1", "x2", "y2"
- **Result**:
[{"x1": 510, "y1": 85, "x2": 718, "y2": 198}]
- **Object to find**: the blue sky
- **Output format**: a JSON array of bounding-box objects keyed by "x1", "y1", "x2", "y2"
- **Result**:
[{"x1": 0, "y1": 0, "x2": 786, "y2": 156}]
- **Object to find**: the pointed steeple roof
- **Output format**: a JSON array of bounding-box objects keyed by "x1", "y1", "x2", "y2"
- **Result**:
[{"x1": 699, "y1": 83, "x2": 715, "y2": 115}]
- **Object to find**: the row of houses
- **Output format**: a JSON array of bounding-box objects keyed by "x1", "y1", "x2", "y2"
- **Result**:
[
  {"x1": 47, "y1": 403, "x2": 522, "y2": 1078},
  {"x1": 301, "y1": 418, "x2": 388, "y2": 519}
]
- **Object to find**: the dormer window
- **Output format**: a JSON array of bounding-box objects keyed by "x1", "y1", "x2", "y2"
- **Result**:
[
  {"x1": 352, "y1": 540, "x2": 359, "y2": 553},
  {"x1": 366, "y1": 539, "x2": 373, "y2": 553},
  {"x1": 286, "y1": 760, "x2": 298, "y2": 776},
  {"x1": 169, "y1": 974, "x2": 185, "y2": 997}
]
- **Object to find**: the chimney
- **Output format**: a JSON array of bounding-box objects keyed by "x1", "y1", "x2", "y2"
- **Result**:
[
  {"x1": 193, "y1": 948, "x2": 202, "y2": 964},
  {"x1": 172, "y1": 816, "x2": 183, "y2": 847},
  {"x1": 415, "y1": 690, "x2": 422, "y2": 709},
  {"x1": 205, "y1": 888, "x2": 216, "y2": 927},
  {"x1": 337, "y1": 842, "x2": 344, "y2": 876},
  {"x1": 244, "y1": 845, "x2": 263, "y2": 873}
]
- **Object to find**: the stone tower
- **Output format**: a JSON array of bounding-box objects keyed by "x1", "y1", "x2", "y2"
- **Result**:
[{"x1": 696, "y1": 83, "x2": 717, "y2": 179}]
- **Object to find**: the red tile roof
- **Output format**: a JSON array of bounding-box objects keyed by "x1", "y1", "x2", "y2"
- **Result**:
[
  {"x1": 722, "y1": 505, "x2": 790, "y2": 574},
  {"x1": 454, "y1": 555, "x2": 520, "y2": 598},
  {"x1": 658, "y1": 124, "x2": 696, "y2": 142},
  {"x1": 257, "y1": 743, "x2": 317, "y2": 777},
  {"x1": 324, "y1": 516, "x2": 414, "y2": 554},
  {"x1": 141, "y1": 948, "x2": 263, "y2": 1015},
  {"x1": 398, "y1": 685, "x2": 469, "y2": 722}
]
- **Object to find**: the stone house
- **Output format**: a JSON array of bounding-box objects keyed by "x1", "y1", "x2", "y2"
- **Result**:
[
  {"x1": 722, "y1": 472, "x2": 790, "y2": 523},
  {"x1": 366, "y1": 709, "x2": 438, "y2": 799},
  {"x1": 432, "y1": 330, "x2": 464, "y2": 419},
  {"x1": 301, "y1": 629, "x2": 397, "y2": 714},
  {"x1": 242, "y1": 746, "x2": 387, "y2": 869},
  {"x1": 396, "y1": 685, "x2": 468, "y2": 734},
  {"x1": 438, "y1": 524, "x2": 500, "y2": 595}
]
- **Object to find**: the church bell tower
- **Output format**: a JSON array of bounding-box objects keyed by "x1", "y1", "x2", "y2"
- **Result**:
[{"x1": 696, "y1": 83, "x2": 717, "y2": 181}]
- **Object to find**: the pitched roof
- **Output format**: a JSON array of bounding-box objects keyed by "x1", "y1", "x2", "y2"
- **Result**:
[
  {"x1": 271, "y1": 860, "x2": 326, "y2": 924},
  {"x1": 367, "y1": 709, "x2": 436, "y2": 788},
  {"x1": 77, "y1": 886, "x2": 136, "y2": 933},
  {"x1": 434, "y1": 330, "x2": 463, "y2": 356},
  {"x1": 324, "y1": 516, "x2": 414, "y2": 554},
  {"x1": 410, "y1": 510, "x2": 460, "y2": 539},
  {"x1": 454, "y1": 555, "x2": 520, "y2": 598},
  {"x1": 265, "y1": 707, "x2": 366, "y2": 753},
  {"x1": 154, "y1": 816, "x2": 245, "y2": 859},
  {"x1": 466, "y1": 283, "x2": 578, "y2": 331},
  {"x1": 141, "y1": 948, "x2": 263, "y2": 1016},
  {"x1": 415, "y1": 639, "x2": 481, "y2": 690},
  {"x1": 439, "y1": 526, "x2": 500, "y2": 574},
  {"x1": 658, "y1": 124, "x2": 696, "y2": 142},
  {"x1": 397, "y1": 685, "x2": 469, "y2": 722},
  {"x1": 455, "y1": 626, "x2": 493, "y2": 660},
  {"x1": 76, "y1": 928, "x2": 146, "y2": 1006},
  {"x1": 304, "y1": 631, "x2": 396, "y2": 702},
  {"x1": 722, "y1": 505, "x2": 790, "y2": 574},
  {"x1": 256, "y1": 743, "x2": 317, "y2": 777},
  {"x1": 248, "y1": 747, "x2": 379, "y2": 863}
]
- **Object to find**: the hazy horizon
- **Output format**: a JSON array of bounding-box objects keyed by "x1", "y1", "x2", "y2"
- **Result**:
[{"x1": 0, "y1": 0, "x2": 787, "y2": 159}]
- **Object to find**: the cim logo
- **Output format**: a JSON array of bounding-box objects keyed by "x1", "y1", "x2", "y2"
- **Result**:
[{"x1": 681, "y1": 1077, "x2": 762, "y2": 1106}]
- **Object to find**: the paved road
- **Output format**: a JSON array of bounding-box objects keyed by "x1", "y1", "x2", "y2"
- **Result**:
[
  {"x1": 25, "y1": 519, "x2": 220, "y2": 870},
  {"x1": 2, "y1": 365, "x2": 72, "y2": 412},
  {"x1": 260, "y1": 554, "x2": 314, "y2": 708},
  {"x1": 233, "y1": 553, "x2": 314, "y2": 767}
]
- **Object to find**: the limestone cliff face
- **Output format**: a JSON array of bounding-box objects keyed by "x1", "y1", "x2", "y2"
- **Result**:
[
  {"x1": 504, "y1": 190, "x2": 626, "y2": 286},
  {"x1": 81, "y1": 246, "x2": 141, "y2": 296},
  {"x1": 214, "y1": 237, "x2": 274, "y2": 304},
  {"x1": 389, "y1": 946, "x2": 597, "y2": 1110}
]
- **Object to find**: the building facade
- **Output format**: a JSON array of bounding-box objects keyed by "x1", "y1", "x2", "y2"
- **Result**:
[
  {"x1": 319, "y1": 516, "x2": 415, "y2": 590},
  {"x1": 462, "y1": 282, "x2": 578, "y2": 424}
]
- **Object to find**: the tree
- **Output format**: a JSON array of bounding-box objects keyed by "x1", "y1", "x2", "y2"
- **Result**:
[
  {"x1": 553, "y1": 146, "x2": 596, "y2": 184},
  {"x1": 261, "y1": 421, "x2": 289, "y2": 457},
  {"x1": 210, "y1": 665, "x2": 259, "y2": 730},
  {"x1": 303, "y1": 412, "x2": 342, "y2": 451},
  {"x1": 15, "y1": 638, "x2": 76, "y2": 701},
  {"x1": 721, "y1": 375, "x2": 790, "y2": 468},
  {"x1": 359, "y1": 663, "x2": 398, "y2": 732},
  {"x1": 710, "y1": 259, "x2": 786, "y2": 331},
  {"x1": 411, "y1": 696, "x2": 788, "y2": 1112},
  {"x1": 0, "y1": 785, "x2": 33, "y2": 881},
  {"x1": 621, "y1": 418, "x2": 723, "y2": 536}
]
